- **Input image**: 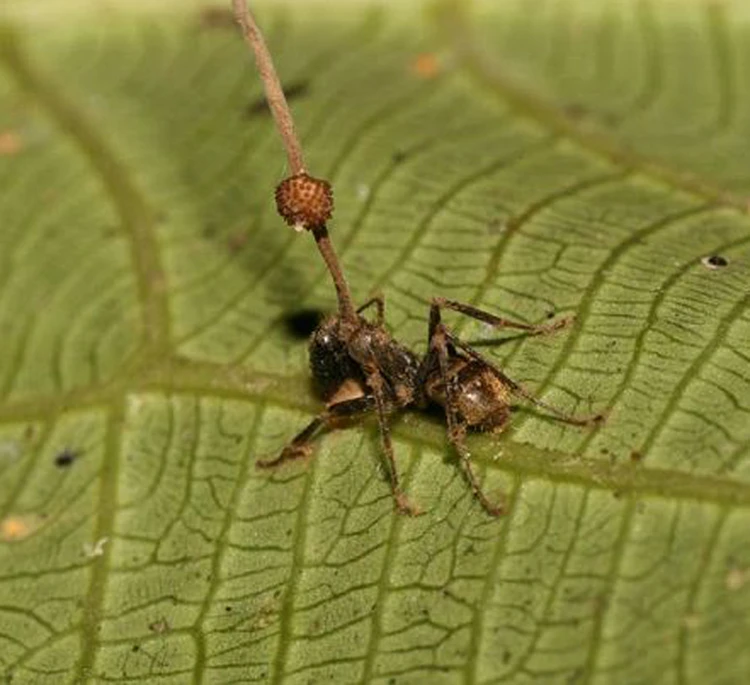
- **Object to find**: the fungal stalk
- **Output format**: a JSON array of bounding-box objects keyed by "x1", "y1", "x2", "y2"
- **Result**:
[{"x1": 232, "y1": 0, "x2": 356, "y2": 323}]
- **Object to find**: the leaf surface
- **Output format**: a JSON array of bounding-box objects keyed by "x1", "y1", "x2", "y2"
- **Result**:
[{"x1": 1, "y1": 1, "x2": 749, "y2": 683}]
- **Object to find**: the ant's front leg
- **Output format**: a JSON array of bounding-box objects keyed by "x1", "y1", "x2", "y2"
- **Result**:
[
  {"x1": 356, "y1": 293, "x2": 385, "y2": 325},
  {"x1": 257, "y1": 396, "x2": 375, "y2": 469},
  {"x1": 362, "y1": 365, "x2": 421, "y2": 516},
  {"x1": 433, "y1": 297, "x2": 572, "y2": 337}
]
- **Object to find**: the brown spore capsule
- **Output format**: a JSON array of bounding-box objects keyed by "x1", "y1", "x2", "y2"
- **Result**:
[{"x1": 275, "y1": 173, "x2": 333, "y2": 231}]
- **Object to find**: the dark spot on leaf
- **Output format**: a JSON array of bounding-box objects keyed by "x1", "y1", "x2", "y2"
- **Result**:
[
  {"x1": 564, "y1": 102, "x2": 589, "y2": 119},
  {"x1": 199, "y1": 7, "x2": 235, "y2": 29},
  {"x1": 630, "y1": 450, "x2": 643, "y2": 463},
  {"x1": 131, "y1": 644, "x2": 140, "y2": 653},
  {"x1": 225, "y1": 605, "x2": 232, "y2": 612},
  {"x1": 392, "y1": 149, "x2": 407, "y2": 164},
  {"x1": 246, "y1": 81, "x2": 311, "y2": 117},
  {"x1": 54, "y1": 448, "x2": 79, "y2": 468},
  {"x1": 702, "y1": 254, "x2": 729, "y2": 269},
  {"x1": 283, "y1": 308, "x2": 324, "y2": 339},
  {"x1": 149, "y1": 618, "x2": 170, "y2": 634}
]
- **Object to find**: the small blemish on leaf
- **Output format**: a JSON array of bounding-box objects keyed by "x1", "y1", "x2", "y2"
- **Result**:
[
  {"x1": 701, "y1": 254, "x2": 729, "y2": 269},
  {"x1": 411, "y1": 53, "x2": 441, "y2": 78},
  {"x1": 1, "y1": 514, "x2": 43, "y2": 541},
  {"x1": 149, "y1": 618, "x2": 170, "y2": 634},
  {"x1": 726, "y1": 566, "x2": 749, "y2": 591},
  {"x1": 0, "y1": 130, "x2": 23, "y2": 156},
  {"x1": 0, "y1": 440, "x2": 22, "y2": 464},
  {"x1": 83, "y1": 537, "x2": 109, "y2": 559},
  {"x1": 54, "y1": 448, "x2": 80, "y2": 468},
  {"x1": 227, "y1": 231, "x2": 249, "y2": 253},
  {"x1": 564, "y1": 103, "x2": 589, "y2": 119},
  {"x1": 486, "y1": 217, "x2": 505, "y2": 235}
]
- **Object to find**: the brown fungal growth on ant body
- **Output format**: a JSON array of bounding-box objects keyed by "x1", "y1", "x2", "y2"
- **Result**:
[{"x1": 233, "y1": 0, "x2": 605, "y2": 516}]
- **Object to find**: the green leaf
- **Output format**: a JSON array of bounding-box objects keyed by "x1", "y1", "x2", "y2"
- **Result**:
[{"x1": 1, "y1": 0, "x2": 749, "y2": 682}]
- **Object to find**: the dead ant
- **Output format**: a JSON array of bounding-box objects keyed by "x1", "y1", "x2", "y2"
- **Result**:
[{"x1": 233, "y1": 0, "x2": 605, "y2": 516}]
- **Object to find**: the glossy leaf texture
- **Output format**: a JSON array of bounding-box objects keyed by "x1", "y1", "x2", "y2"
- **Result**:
[{"x1": 1, "y1": 0, "x2": 750, "y2": 683}]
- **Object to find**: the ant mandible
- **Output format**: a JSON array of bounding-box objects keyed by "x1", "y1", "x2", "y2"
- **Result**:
[{"x1": 233, "y1": 0, "x2": 605, "y2": 516}]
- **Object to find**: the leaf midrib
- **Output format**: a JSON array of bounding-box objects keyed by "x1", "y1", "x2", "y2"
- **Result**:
[{"x1": 1, "y1": 355, "x2": 749, "y2": 510}]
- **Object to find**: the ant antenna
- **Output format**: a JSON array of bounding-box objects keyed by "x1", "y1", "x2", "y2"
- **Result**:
[{"x1": 232, "y1": 0, "x2": 357, "y2": 324}]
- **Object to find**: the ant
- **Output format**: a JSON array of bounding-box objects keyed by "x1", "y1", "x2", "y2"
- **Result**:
[{"x1": 233, "y1": 0, "x2": 605, "y2": 516}]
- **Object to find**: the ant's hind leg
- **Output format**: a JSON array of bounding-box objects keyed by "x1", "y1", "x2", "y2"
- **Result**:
[
  {"x1": 427, "y1": 325, "x2": 506, "y2": 517},
  {"x1": 433, "y1": 297, "x2": 572, "y2": 336},
  {"x1": 257, "y1": 396, "x2": 375, "y2": 469}
]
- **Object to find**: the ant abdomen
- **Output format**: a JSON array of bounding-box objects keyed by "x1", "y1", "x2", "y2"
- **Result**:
[{"x1": 426, "y1": 359, "x2": 512, "y2": 434}]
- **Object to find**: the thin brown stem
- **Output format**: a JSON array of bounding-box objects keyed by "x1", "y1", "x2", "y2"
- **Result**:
[
  {"x1": 234, "y1": 1, "x2": 357, "y2": 324},
  {"x1": 312, "y1": 226, "x2": 357, "y2": 323},
  {"x1": 232, "y1": 0, "x2": 306, "y2": 175}
]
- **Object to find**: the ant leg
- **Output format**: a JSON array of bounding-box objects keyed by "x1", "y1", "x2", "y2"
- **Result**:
[
  {"x1": 357, "y1": 293, "x2": 385, "y2": 325},
  {"x1": 428, "y1": 324, "x2": 505, "y2": 517},
  {"x1": 444, "y1": 327, "x2": 605, "y2": 426},
  {"x1": 414, "y1": 303, "x2": 443, "y2": 401},
  {"x1": 433, "y1": 297, "x2": 571, "y2": 336},
  {"x1": 364, "y1": 367, "x2": 421, "y2": 516},
  {"x1": 257, "y1": 396, "x2": 375, "y2": 469}
]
